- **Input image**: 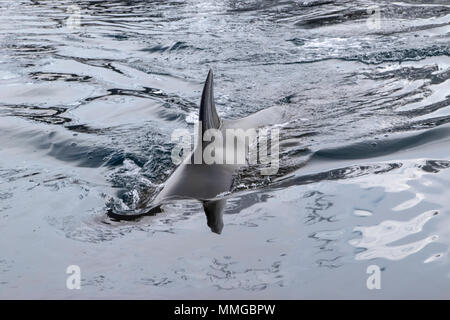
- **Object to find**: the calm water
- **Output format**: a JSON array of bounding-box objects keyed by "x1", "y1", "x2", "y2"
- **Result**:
[{"x1": 0, "y1": 0, "x2": 449, "y2": 298}]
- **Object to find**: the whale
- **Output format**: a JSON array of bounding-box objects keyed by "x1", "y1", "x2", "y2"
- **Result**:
[{"x1": 107, "y1": 69, "x2": 285, "y2": 233}]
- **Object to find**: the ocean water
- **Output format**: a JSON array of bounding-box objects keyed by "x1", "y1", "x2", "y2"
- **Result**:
[{"x1": 0, "y1": 0, "x2": 449, "y2": 299}]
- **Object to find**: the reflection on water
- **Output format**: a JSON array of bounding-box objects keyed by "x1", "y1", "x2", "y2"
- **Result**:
[{"x1": 350, "y1": 210, "x2": 439, "y2": 261}]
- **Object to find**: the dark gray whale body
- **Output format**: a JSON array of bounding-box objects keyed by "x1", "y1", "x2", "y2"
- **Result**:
[{"x1": 107, "y1": 69, "x2": 284, "y2": 233}]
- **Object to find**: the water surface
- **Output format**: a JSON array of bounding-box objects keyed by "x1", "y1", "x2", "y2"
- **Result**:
[{"x1": 0, "y1": 0, "x2": 449, "y2": 298}]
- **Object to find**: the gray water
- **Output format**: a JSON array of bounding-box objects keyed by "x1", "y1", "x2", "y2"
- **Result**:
[{"x1": 0, "y1": 0, "x2": 449, "y2": 299}]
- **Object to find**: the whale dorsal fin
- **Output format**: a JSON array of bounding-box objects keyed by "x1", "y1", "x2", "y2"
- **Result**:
[
  {"x1": 193, "y1": 69, "x2": 221, "y2": 161},
  {"x1": 199, "y1": 69, "x2": 220, "y2": 131}
]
